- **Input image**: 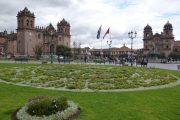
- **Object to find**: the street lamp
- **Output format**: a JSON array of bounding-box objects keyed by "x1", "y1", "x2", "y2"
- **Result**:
[
  {"x1": 107, "y1": 40, "x2": 112, "y2": 63},
  {"x1": 128, "y1": 31, "x2": 137, "y2": 66}
]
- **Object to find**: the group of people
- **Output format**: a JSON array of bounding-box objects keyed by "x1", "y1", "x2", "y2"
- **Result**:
[{"x1": 79, "y1": 55, "x2": 149, "y2": 66}]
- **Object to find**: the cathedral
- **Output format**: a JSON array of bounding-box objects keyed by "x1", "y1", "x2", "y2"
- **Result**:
[
  {"x1": 0, "y1": 7, "x2": 71, "y2": 56},
  {"x1": 143, "y1": 21, "x2": 180, "y2": 57}
]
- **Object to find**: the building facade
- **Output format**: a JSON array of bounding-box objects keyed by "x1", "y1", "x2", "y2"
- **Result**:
[
  {"x1": 0, "y1": 7, "x2": 71, "y2": 56},
  {"x1": 88, "y1": 44, "x2": 132, "y2": 57},
  {"x1": 143, "y1": 21, "x2": 180, "y2": 57}
]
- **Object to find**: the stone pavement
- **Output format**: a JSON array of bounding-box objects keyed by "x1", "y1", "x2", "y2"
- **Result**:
[
  {"x1": 0, "y1": 60, "x2": 180, "y2": 71},
  {"x1": 147, "y1": 63, "x2": 180, "y2": 71}
]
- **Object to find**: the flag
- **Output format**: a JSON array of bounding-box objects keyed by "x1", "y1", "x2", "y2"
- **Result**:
[
  {"x1": 96, "y1": 25, "x2": 102, "y2": 39},
  {"x1": 103, "y1": 27, "x2": 110, "y2": 39}
]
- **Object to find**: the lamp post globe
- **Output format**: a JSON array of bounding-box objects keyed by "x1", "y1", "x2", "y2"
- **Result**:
[
  {"x1": 128, "y1": 31, "x2": 137, "y2": 66},
  {"x1": 107, "y1": 40, "x2": 112, "y2": 64}
]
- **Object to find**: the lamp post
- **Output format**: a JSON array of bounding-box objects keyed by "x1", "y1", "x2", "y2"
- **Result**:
[
  {"x1": 128, "y1": 31, "x2": 137, "y2": 66},
  {"x1": 107, "y1": 40, "x2": 112, "y2": 64}
]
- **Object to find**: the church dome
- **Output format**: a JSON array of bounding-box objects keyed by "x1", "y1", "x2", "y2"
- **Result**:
[
  {"x1": 144, "y1": 24, "x2": 152, "y2": 31},
  {"x1": 164, "y1": 21, "x2": 173, "y2": 30},
  {"x1": 17, "y1": 7, "x2": 35, "y2": 17},
  {"x1": 57, "y1": 18, "x2": 70, "y2": 26}
]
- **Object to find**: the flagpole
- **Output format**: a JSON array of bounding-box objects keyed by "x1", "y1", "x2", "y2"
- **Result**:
[
  {"x1": 109, "y1": 28, "x2": 112, "y2": 47},
  {"x1": 100, "y1": 25, "x2": 103, "y2": 57},
  {"x1": 109, "y1": 28, "x2": 112, "y2": 62},
  {"x1": 101, "y1": 32, "x2": 102, "y2": 57}
]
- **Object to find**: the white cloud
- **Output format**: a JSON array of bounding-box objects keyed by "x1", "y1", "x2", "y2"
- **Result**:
[{"x1": 0, "y1": 0, "x2": 180, "y2": 48}]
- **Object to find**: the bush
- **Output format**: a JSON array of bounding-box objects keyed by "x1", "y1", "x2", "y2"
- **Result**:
[
  {"x1": 42, "y1": 61, "x2": 48, "y2": 64},
  {"x1": 27, "y1": 95, "x2": 68, "y2": 116}
]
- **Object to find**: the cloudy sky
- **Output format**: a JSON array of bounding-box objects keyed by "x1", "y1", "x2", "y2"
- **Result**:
[{"x1": 0, "y1": 0, "x2": 180, "y2": 49}]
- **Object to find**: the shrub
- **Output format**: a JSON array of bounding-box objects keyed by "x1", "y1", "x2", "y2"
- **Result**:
[{"x1": 27, "y1": 95, "x2": 68, "y2": 116}]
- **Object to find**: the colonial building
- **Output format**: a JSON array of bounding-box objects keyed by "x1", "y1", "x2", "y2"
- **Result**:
[
  {"x1": 0, "y1": 7, "x2": 71, "y2": 56},
  {"x1": 143, "y1": 21, "x2": 180, "y2": 57},
  {"x1": 89, "y1": 44, "x2": 132, "y2": 57}
]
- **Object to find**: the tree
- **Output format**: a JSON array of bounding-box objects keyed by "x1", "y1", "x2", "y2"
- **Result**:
[
  {"x1": 56, "y1": 45, "x2": 71, "y2": 63},
  {"x1": 168, "y1": 51, "x2": 180, "y2": 61},
  {"x1": 33, "y1": 44, "x2": 43, "y2": 60},
  {"x1": 159, "y1": 52, "x2": 166, "y2": 59}
]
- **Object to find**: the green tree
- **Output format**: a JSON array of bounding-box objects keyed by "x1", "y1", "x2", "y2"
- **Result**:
[
  {"x1": 56, "y1": 45, "x2": 71, "y2": 62},
  {"x1": 168, "y1": 51, "x2": 180, "y2": 61},
  {"x1": 33, "y1": 44, "x2": 43, "y2": 60},
  {"x1": 159, "y1": 52, "x2": 166, "y2": 60}
]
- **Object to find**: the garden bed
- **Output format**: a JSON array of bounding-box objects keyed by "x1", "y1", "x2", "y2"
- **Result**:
[
  {"x1": 12, "y1": 96, "x2": 80, "y2": 120},
  {"x1": 0, "y1": 64, "x2": 179, "y2": 90}
]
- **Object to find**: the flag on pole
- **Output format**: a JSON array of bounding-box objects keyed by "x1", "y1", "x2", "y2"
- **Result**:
[
  {"x1": 96, "y1": 25, "x2": 102, "y2": 39},
  {"x1": 103, "y1": 27, "x2": 110, "y2": 39}
]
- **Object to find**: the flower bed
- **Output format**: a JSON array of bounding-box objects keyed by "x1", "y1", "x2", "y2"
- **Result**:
[
  {"x1": 15, "y1": 96, "x2": 80, "y2": 120},
  {"x1": 0, "y1": 64, "x2": 178, "y2": 90}
]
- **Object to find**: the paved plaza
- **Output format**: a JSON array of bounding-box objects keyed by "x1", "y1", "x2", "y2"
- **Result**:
[
  {"x1": 147, "y1": 63, "x2": 180, "y2": 71},
  {"x1": 0, "y1": 60, "x2": 180, "y2": 71}
]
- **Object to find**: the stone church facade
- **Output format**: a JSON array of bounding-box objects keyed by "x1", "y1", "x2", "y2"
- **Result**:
[
  {"x1": 0, "y1": 7, "x2": 71, "y2": 56},
  {"x1": 143, "y1": 21, "x2": 180, "y2": 57}
]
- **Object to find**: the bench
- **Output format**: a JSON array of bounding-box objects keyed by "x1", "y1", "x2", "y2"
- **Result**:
[
  {"x1": 115, "y1": 60, "x2": 125, "y2": 65},
  {"x1": 14, "y1": 57, "x2": 29, "y2": 63},
  {"x1": 94, "y1": 59, "x2": 105, "y2": 64}
]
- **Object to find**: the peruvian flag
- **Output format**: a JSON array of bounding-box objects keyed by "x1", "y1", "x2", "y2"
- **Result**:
[{"x1": 103, "y1": 27, "x2": 110, "y2": 39}]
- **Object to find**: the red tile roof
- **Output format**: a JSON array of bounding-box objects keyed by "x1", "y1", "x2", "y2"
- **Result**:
[
  {"x1": 174, "y1": 41, "x2": 180, "y2": 46},
  {"x1": 89, "y1": 45, "x2": 132, "y2": 52}
]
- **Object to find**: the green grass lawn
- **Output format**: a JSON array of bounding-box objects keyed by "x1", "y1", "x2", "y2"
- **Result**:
[
  {"x1": 0, "y1": 83, "x2": 180, "y2": 120},
  {"x1": 0, "y1": 63, "x2": 180, "y2": 120}
]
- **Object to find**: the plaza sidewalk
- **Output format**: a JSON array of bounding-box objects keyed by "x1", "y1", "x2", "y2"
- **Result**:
[{"x1": 0, "y1": 60, "x2": 180, "y2": 71}]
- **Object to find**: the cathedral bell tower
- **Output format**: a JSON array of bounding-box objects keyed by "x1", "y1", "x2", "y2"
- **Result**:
[
  {"x1": 163, "y1": 21, "x2": 173, "y2": 38},
  {"x1": 163, "y1": 21, "x2": 174, "y2": 56},
  {"x1": 57, "y1": 18, "x2": 71, "y2": 47},
  {"x1": 143, "y1": 24, "x2": 153, "y2": 39},
  {"x1": 143, "y1": 24, "x2": 153, "y2": 51},
  {"x1": 17, "y1": 7, "x2": 35, "y2": 55}
]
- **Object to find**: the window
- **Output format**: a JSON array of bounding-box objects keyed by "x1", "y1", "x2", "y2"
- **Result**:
[
  {"x1": 21, "y1": 20, "x2": 23, "y2": 26},
  {"x1": 18, "y1": 20, "x2": 20, "y2": 27},
  {"x1": 30, "y1": 20, "x2": 33, "y2": 27},
  {"x1": 59, "y1": 37, "x2": 61, "y2": 41},
  {"x1": 27, "y1": 20, "x2": 29, "y2": 26},
  {"x1": 146, "y1": 33, "x2": 149, "y2": 37},
  {"x1": 38, "y1": 34, "x2": 41, "y2": 39},
  {"x1": 166, "y1": 31, "x2": 168, "y2": 35}
]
